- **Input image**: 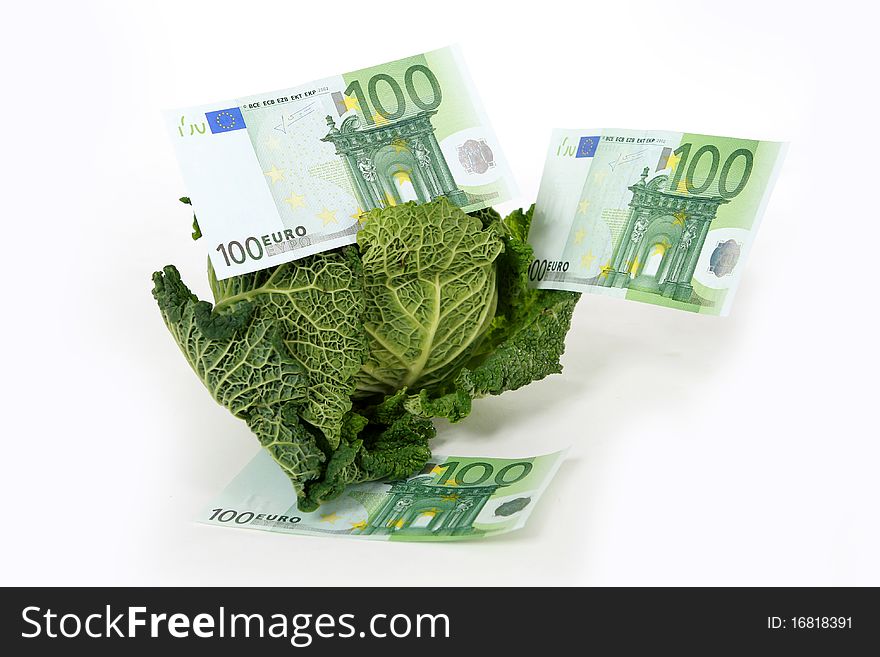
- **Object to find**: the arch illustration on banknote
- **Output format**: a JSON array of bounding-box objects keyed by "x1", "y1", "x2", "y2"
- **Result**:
[
  {"x1": 601, "y1": 167, "x2": 729, "y2": 304},
  {"x1": 322, "y1": 112, "x2": 469, "y2": 211},
  {"x1": 358, "y1": 475, "x2": 498, "y2": 536}
]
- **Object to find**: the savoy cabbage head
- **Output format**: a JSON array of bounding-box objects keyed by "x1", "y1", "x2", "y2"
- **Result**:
[{"x1": 153, "y1": 198, "x2": 578, "y2": 510}]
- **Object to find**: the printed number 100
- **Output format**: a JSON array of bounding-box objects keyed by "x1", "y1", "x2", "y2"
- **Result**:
[
  {"x1": 344, "y1": 64, "x2": 442, "y2": 125},
  {"x1": 434, "y1": 460, "x2": 533, "y2": 486},
  {"x1": 669, "y1": 143, "x2": 755, "y2": 198}
]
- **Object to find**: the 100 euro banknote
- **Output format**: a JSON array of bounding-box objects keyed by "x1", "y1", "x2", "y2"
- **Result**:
[
  {"x1": 166, "y1": 46, "x2": 515, "y2": 279},
  {"x1": 199, "y1": 450, "x2": 565, "y2": 541},
  {"x1": 528, "y1": 129, "x2": 786, "y2": 315}
]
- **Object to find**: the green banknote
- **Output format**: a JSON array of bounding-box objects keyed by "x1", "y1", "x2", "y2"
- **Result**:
[
  {"x1": 166, "y1": 46, "x2": 515, "y2": 280},
  {"x1": 529, "y1": 129, "x2": 786, "y2": 315},
  {"x1": 198, "y1": 450, "x2": 565, "y2": 541}
]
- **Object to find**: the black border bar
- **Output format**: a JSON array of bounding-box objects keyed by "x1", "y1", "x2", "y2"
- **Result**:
[{"x1": 2, "y1": 587, "x2": 876, "y2": 653}]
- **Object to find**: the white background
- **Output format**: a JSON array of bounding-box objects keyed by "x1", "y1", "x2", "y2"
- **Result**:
[{"x1": 1, "y1": 0, "x2": 877, "y2": 586}]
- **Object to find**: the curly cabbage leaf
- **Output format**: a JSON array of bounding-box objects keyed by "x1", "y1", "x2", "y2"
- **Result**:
[
  {"x1": 205, "y1": 248, "x2": 367, "y2": 449},
  {"x1": 354, "y1": 199, "x2": 503, "y2": 398},
  {"x1": 403, "y1": 205, "x2": 580, "y2": 422},
  {"x1": 152, "y1": 263, "x2": 325, "y2": 497}
]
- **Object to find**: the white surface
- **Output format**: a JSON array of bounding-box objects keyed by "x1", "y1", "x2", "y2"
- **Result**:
[{"x1": 1, "y1": 0, "x2": 877, "y2": 586}]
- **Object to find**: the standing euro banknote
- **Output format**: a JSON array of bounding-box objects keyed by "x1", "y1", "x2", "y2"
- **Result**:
[
  {"x1": 166, "y1": 46, "x2": 516, "y2": 279},
  {"x1": 529, "y1": 130, "x2": 786, "y2": 315}
]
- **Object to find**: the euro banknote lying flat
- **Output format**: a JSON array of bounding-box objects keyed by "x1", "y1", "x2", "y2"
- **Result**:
[
  {"x1": 166, "y1": 46, "x2": 515, "y2": 279},
  {"x1": 199, "y1": 450, "x2": 565, "y2": 541},
  {"x1": 529, "y1": 129, "x2": 786, "y2": 315}
]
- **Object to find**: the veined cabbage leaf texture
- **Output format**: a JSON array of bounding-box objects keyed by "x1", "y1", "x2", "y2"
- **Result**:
[{"x1": 354, "y1": 201, "x2": 502, "y2": 397}]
